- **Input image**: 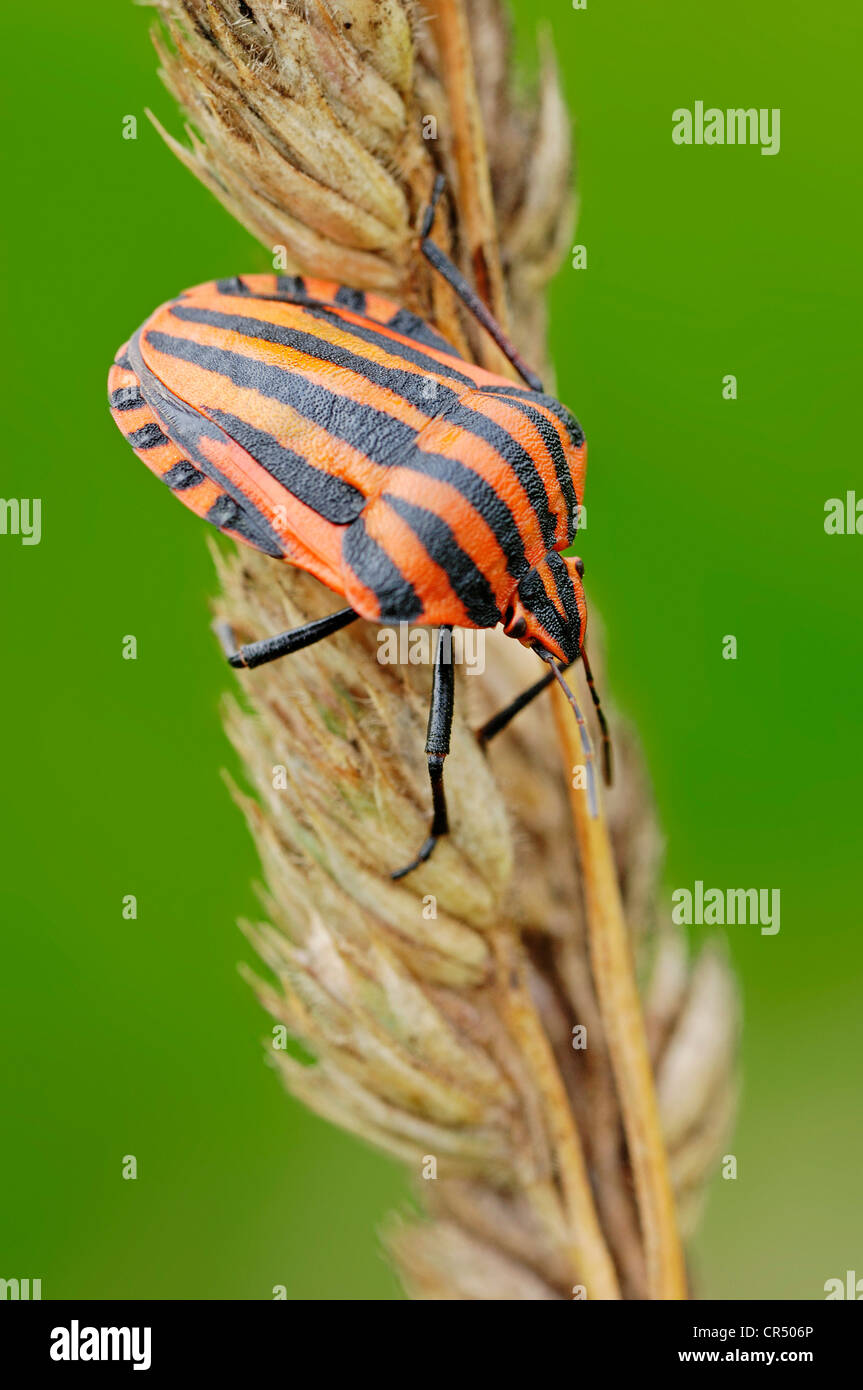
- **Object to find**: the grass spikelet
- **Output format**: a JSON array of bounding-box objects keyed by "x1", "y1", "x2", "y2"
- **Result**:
[{"x1": 147, "y1": 0, "x2": 738, "y2": 1299}]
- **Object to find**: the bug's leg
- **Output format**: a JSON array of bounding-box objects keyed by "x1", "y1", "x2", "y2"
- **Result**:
[
  {"x1": 213, "y1": 606, "x2": 359, "y2": 670},
  {"x1": 476, "y1": 666, "x2": 564, "y2": 747},
  {"x1": 478, "y1": 653, "x2": 613, "y2": 785},
  {"x1": 580, "y1": 646, "x2": 613, "y2": 785},
  {"x1": 391, "y1": 626, "x2": 455, "y2": 881},
  {"x1": 419, "y1": 174, "x2": 544, "y2": 393}
]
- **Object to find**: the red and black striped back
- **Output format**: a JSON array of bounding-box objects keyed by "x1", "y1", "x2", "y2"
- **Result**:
[{"x1": 108, "y1": 274, "x2": 587, "y2": 638}]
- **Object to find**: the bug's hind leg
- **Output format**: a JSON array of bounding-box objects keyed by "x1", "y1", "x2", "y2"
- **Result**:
[
  {"x1": 419, "y1": 174, "x2": 544, "y2": 393},
  {"x1": 391, "y1": 627, "x2": 455, "y2": 881},
  {"x1": 214, "y1": 606, "x2": 359, "y2": 670}
]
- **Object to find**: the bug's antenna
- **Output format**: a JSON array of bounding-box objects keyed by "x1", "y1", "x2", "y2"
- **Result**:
[
  {"x1": 420, "y1": 173, "x2": 447, "y2": 239},
  {"x1": 541, "y1": 655, "x2": 599, "y2": 819},
  {"x1": 418, "y1": 174, "x2": 545, "y2": 393},
  {"x1": 580, "y1": 647, "x2": 613, "y2": 786}
]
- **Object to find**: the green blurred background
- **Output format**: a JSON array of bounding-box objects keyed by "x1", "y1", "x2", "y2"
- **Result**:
[{"x1": 2, "y1": 0, "x2": 860, "y2": 1299}]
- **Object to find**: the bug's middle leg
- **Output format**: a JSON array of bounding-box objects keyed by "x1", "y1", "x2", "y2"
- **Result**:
[
  {"x1": 391, "y1": 626, "x2": 455, "y2": 881},
  {"x1": 214, "y1": 605, "x2": 359, "y2": 670}
]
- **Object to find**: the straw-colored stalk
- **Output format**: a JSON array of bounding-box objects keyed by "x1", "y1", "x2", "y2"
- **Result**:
[{"x1": 146, "y1": 0, "x2": 738, "y2": 1299}]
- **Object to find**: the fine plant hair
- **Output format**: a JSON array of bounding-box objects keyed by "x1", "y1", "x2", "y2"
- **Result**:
[{"x1": 146, "y1": 0, "x2": 738, "y2": 1299}]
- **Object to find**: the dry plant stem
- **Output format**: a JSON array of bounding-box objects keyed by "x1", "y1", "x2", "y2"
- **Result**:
[
  {"x1": 429, "y1": 0, "x2": 619, "y2": 1297},
  {"x1": 145, "y1": 0, "x2": 737, "y2": 1300},
  {"x1": 554, "y1": 937, "x2": 647, "y2": 1295},
  {"x1": 550, "y1": 684, "x2": 687, "y2": 1300},
  {"x1": 494, "y1": 929, "x2": 621, "y2": 1298},
  {"x1": 428, "y1": 0, "x2": 511, "y2": 365}
]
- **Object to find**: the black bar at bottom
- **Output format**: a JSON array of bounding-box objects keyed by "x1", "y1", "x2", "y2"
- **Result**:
[{"x1": 0, "y1": 1298, "x2": 858, "y2": 1375}]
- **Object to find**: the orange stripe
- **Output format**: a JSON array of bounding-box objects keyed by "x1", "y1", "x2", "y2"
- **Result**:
[
  {"x1": 140, "y1": 329, "x2": 389, "y2": 501},
  {"x1": 110, "y1": 336, "x2": 349, "y2": 591},
  {"x1": 322, "y1": 302, "x2": 491, "y2": 384},
  {"x1": 363, "y1": 290, "x2": 404, "y2": 323},
  {"x1": 505, "y1": 391, "x2": 588, "y2": 542},
  {"x1": 537, "y1": 556, "x2": 569, "y2": 623},
  {"x1": 174, "y1": 291, "x2": 455, "y2": 413},
  {"x1": 112, "y1": 403, "x2": 155, "y2": 434},
  {"x1": 381, "y1": 467, "x2": 513, "y2": 608},
  {"x1": 187, "y1": 432, "x2": 343, "y2": 580},
  {"x1": 109, "y1": 395, "x2": 185, "y2": 484},
  {"x1": 468, "y1": 393, "x2": 572, "y2": 546},
  {"x1": 108, "y1": 362, "x2": 139, "y2": 393},
  {"x1": 415, "y1": 415, "x2": 548, "y2": 569},
  {"x1": 163, "y1": 307, "x2": 432, "y2": 431},
  {"x1": 167, "y1": 474, "x2": 223, "y2": 520},
  {"x1": 190, "y1": 280, "x2": 488, "y2": 386},
  {"x1": 216, "y1": 277, "x2": 428, "y2": 345},
  {"x1": 357, "y1": 501, "x2": 472, "y2": 627},
  {"x1": 333, "y1": 568, "x2": 380, "y2": 622},
  {"x1": 153, "y1": 293, "x2": 561, "y2": 575}
]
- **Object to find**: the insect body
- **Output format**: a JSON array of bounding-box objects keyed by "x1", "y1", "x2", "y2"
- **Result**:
[
  {"x1": 109, "y1": 200, "x2": 608, "y2": 876},
  {"x1": 109, "y1": 273, "x2": 588, "y2": 655}
]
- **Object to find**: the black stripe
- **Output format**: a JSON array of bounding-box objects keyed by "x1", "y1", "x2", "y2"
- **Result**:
[
  {"x1": 216, "y1": 277, "x2": 253, "y2": 296},
  {"x1": 207, "y1": 407, "x2": 365, "y2": 524},
  {"x1": 182, "y1": 291, "x2": 478, "y2": 386},
  {"x1": 296, "y1": 304, "x2": 480, "y2": 388},
  {"x1": 144, "y1": 331, "x2": 416, "y2": 467},
  {"x1": 110, "y1": 386, "x2": 145, "y2": 411},
  {"x1": 206, "y1": 493, "x2": 283, "y2": 556},
  {"x1": 382, "y1": 495, "x2": 500, "y2": 627},
  {"x1": 127, "y1": 331, "x2": 286, "y2": 559},
  {"x1": 276, "y1": 276, "x2": 310, "y2": 300},
  {"x1": 163, "y1": 460, "x2": 205, "y2": 491},
  {"x1": 546, "y1": 551, "x2": 582, "y2": 639},
  {"x1": 209, "y1": 280, "x2": 454, "y2": 358},
  {"x1": 169, "y1": 304, "x2": 463, "y2": 416},
  {"x1": 442, "y1": 403, "x2": 558, "y2": 552},
  {"x1": 481, "y1": 393, "x2": 579, "y2": 535},
  {"x1": 396, "y1": 451, "x2": 527, "y2": 579},
  {"x1": 517, "y1": 567, "x2": 577, "y2": 661},
  {"x1": 334, "y1": 286, "x2": 367, "y2": 314},
  {"x1": 516, "y1": 567, "x2": 578, "y2": 669},
  {"x1": 114, "y1": 352, "x2": 132, "y2": 371},
  {"x1": 480, "y1": 384, "x2": 585, "y2": 450},
  {"x1": 385, "y1": 308, "x2": 457, "y2": 357},
  {"x1": 128, "y1": 422, "x2": 169, "y2": 449},
  {"x1": 141, "y1": 328, "x2": 552, "y2": 579},
  {"x1": 287, "y1": 321, "x2": 558, "y2": 553},
  {"x1": 168, "y1": 305, "x2": 573, "y2": 552},
  {"x1": 341, "y1": 517, "x2": 423, "y2": 621},
  {"x1": 162, "y1": 308, "x2": 554, "y2": 559}
]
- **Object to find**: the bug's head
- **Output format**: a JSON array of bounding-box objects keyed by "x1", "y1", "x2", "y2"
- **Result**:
[
  {"x1": 503, "y1": 553, "x2": 613, "y2": 796},
  {"x1": 502, "y1": 553, "x2": 587, "y2": 665}
]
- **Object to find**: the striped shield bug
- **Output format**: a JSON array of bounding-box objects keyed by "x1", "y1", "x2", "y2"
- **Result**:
[{"x1": 108, "y1": 178, "x2": 610, "y2": 877}]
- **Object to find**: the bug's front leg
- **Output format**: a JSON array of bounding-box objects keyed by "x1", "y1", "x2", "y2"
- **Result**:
[
  {"x1": 476, "y1": 667, "x2": 559, "y2": 747},
  {"x1": 391, "y1": 626, "x2": 455, "y2": 881},
  {"x1": 213, "y1": 606, "x2": 359, "y2": 669},
  {"x1": 477, "y1": 651, "x2": 613, "y2": 785}
]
